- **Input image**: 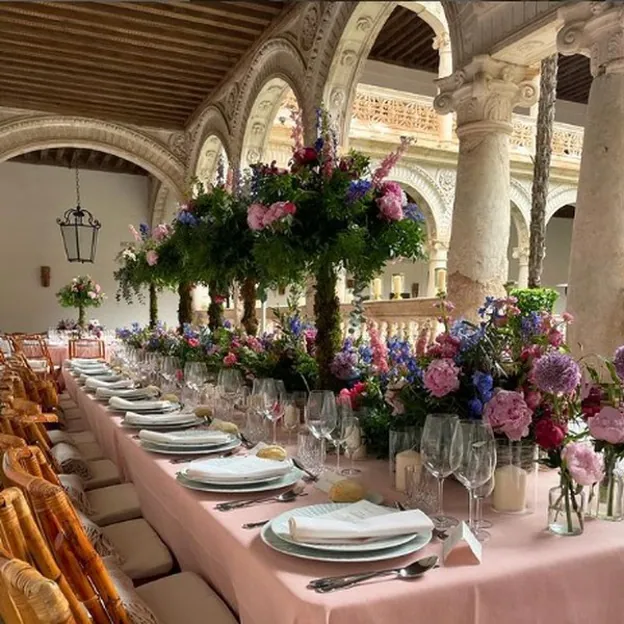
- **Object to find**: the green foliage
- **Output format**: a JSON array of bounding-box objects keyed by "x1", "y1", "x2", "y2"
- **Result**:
[
  {"x1": 57, "y1": 276, "x2": 104, "y2": 309},
  {"x1": 509, "y1": 287, "x2": 559, "y2": 314}
]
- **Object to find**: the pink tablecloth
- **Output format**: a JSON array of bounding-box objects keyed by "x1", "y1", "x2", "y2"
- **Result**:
[
  {"x1": 65, "y1": 372, "x2": 624, "y2": 624},
  {"x1": 47, "y1": 344, "x2": 68, "y2": 367}
]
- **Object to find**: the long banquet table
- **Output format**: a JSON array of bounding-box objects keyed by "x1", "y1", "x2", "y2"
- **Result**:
[{"x1": 65, "y1": 371, "x2": 624, "y2": 624}]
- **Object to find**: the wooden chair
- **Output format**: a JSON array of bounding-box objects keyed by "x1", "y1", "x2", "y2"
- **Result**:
[
  {"x1": 0, "y1": 545, "x2": 77, "y2": 624},
  {"x1": 12, "y1": 335, "x2": 55, "y2": 378},
  {"x1": 69, "y1": 339, "x2": 106, "y2": 361},
  {"x1": 0, "y1": 488, "x2": 88, "y2": 624}
]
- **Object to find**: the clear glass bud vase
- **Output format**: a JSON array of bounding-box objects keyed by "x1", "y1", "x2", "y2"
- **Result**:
[
  {"x1": 548, "y1": 478, "x2": 585, "y2": 536},
  {"x1": 587, "y1": 451, "x2": 624, "y2": 522}
]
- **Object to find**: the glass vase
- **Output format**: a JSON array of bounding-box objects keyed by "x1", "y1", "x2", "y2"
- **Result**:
[
  {"x1": 491, "y1": 439, "x2": 538, "y2": 514},
  {"x1": 587, "y1": 452, "x2": 624, "y2": 522},
  {"x1": 388, "y1": 426, "x2": 420, "y2": 476},
  {"x1": 548, "y1": 479, "x2": 585, "y2": 536}
]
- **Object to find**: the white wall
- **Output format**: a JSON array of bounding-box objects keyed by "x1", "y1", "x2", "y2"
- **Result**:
[
  {"x1": 361, "y1": 61, "x2": 438, "y2": 97},
  {"x1": 0, "y1": 162, "x2": 178, "y2": 332},
  {"x1": 543, "y1": 216, "x2": 573, "y2": 314}
]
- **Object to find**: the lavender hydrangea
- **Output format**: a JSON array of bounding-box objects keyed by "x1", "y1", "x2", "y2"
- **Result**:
[
  {"x1": 614, "y1": 345, "x2": 624, "y2": 381},
  {"x1": 177, "y1": 210, "x2": 198, "y2": 226},
  {"x1": 404, "y1": 203, "x2": 425, "y2": 222},
  {"x1": 532, "y1": 352, "x2": 581, "y2": 395},
  {"x1": 330, "y1": 350, "x2": 359, "y2": 381},
  {"x1": 346, "y1": 179, "x2": 372, "y2": 204}
]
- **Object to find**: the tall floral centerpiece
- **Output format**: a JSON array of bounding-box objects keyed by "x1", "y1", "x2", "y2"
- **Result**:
[
  {"x1": 56, "y1": 276, "x2": 104, "y2": 329},
  {"x1": 249, "y1": 110, "x2": 426, "y2": 387}
]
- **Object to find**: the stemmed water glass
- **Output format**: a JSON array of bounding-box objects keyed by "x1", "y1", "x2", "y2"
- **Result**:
[
  {"x1": 474, "y1": 476, "x2": 495, "y2": 541},
  {"x1": 282, "y1": 393, "x2": 303, "y2": 445},
  {"x1": 161, "y1": 356, "x2": 182, "y2": 393},
  {"x1": 261, "y1": 379, "x2": 286, "y2": 445},
  {"x1": 305, "y1": 391, "x2": 336, "y2": 465},
  {"x1": 420, "y1": 413, "x2": 460, "y2": 530},
  {"x1": 449, "y1": 420, "x2": 497, "y2": 542},
  {"x1": 184, "y1": 361, "x2": 207, "y2": 411},
  {"x1": 325, "y1": 399, "x2": 352, "y2": 473},
  {"x1": 341, "y1": 415, "x2": 362, "y2": 476}
]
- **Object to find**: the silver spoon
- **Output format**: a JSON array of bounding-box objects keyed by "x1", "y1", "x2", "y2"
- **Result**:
[
  {"x1": 216, "y1": 486, "x2": 305, "y2": 511},
  {"x1": 309, "y1": 555, "x2": 439, "y2": 593}
]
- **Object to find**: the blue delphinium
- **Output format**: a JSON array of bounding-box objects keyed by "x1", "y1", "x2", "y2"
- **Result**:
[
  {"x1": 520, "y1": 311, "x2": 542, "y2": 339},
  {"x1": 468, "y1": 398, "x2": 484, "y2": 418},
  {"x1": 404, "y1": 203, "x2": 425, "y2": 222},
  {"x1": 450, "y1": 320, "x2": 485, "y2": 353},
  {"x1": 177, "y1": 210, "x2": 198, "y2": 226},
  {"x1": 139, "y1": 223, "x2": 150, "y2": 239},
  {"x1": 223, "y1": 319, "x2": 232, "y2": 329},
  {"x1": 472, "y1": 371, "x2": 494, "y2": 403},
  {"x1": 346, "y1": 179, "x2": 373, "y2": 204},
  {"x1": 288, "y1": 316, "x2": 303, "y2": 338},
  {"x1": 478, "y1": 296, "x2": 496, "y2": 319}
]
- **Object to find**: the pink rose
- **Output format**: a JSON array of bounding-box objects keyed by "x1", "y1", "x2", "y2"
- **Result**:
[
  {"x1": 223, "y1": 353, "x2": 237, "y2": 367},
  {"x1": 524, "y1": 389, "x2": 542, "y2": 410},
  {"x1": 186, "y1": 338, "x2": 199, "y2": 348},
  {"x1": 380, "y1": 181, "x2": 404, "y2": 200},
  {"x1": 588, "y1": 406, "x2": 624, "y2": 444},
  {"x1": 483, "y1": 390, "x2": 532, "y2": 441},
  {"x1": 153, "y1": 224, "x2": 170, "y2": 241},
  {"x1": 548, "y1": 329, "x2": 564, "y2": 347},
  {"x1": 146, "y1": 250, "x2": 158, "y2": 266},
  {"x1": 562, "y1": 442, "x2": 604, "y2": 486},
  {"x1": 247, "y1": 203, "x2": 266, "y2": 230},
  {"x1": 376, "y1": 193, "x2": 403, "y2": 221},
  {"x1": 423, "y1": 358, "x2": 460, "y2": 398}
]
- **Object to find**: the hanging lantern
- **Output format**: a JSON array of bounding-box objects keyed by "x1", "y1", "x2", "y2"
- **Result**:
[{"x1": 57, "y1": 164, "x2": 101, "y2": 263}]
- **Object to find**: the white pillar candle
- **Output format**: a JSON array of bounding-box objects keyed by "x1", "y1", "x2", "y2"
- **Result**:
[
  {"x1": 395, "y1": 449, "x2": 421, "y2": 492},
  {"x1": 492, "y1": 464, "x2": 527, "y2": 513},
  {"x1": 372, "y1": 278, "x2": 382, "y2": 300},
  {"x1": 392, "y1": 274, "x2": 403, "y2": 297}
]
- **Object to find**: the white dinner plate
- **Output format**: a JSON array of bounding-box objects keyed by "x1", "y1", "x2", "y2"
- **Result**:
[
  {"x1": 140, "y1": 438, "x2": 241, "y2": 455},
  {"x1": 139, "y1": 430, "x2": 236, "y2": 448},
  {"x1": 180, "y1": 457, "x2": 293, "y2": 485},
  {"x1": 176, "y1": 467, "x2": 303, "y2": 493},
  {"x1": 121, "y1": 418, "x2": 204, "y2": 431},
  {"x1": 269, "y1": 503, "x2": 418, "y2": 553},
  {"x1": 261, "y1": 524, "x2": 432, "y2": 563},
  {"x1": 109, "y1": 404, "x2": 180, "y2": 414}
]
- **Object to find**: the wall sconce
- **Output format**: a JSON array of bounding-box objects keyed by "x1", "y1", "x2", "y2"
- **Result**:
[{"x1": 40, "y1": 266, "x2": 51, "y2": 288}]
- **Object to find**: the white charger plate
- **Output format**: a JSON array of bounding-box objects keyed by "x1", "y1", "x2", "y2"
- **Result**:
[
  {"x1": 179, "y1": 456, "x2": 293, "y2": 485},
  {"x1": 109, "y1": 404, "x2": 180, "y2": 414},
  {"x1": 140, "y1": 438, "x2": 241, "y2": 455},
  {"x1": 261, "y1": 523, "x2": 431, "y2": 563},
  {"x1": 121, "y1": 418, "x2": 204, "y2": 430},
  {"x1": 269, "y1": 503, "x2": 418, "y2": 553},
  {"x1": 139, "y1": 430, "x2": 236, "y2": 448},
  {"x1": 176, "y1": 467, "x2": 303, "y2": 493}
]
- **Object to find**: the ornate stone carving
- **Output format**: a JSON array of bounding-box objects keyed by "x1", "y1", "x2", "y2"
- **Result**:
[
  {"x1": 246, "y1": 148, "x2": 261, "y2": 164},
  {"x1": 558, "y1": 3, "x2": 624, "y2": 76},
  {"x1": 436, "y1": 169, "x2": 456, "y2": 208},
  {"x1": 168, "y1": 131, "x2": 191, "y2": 163},
  {"x1": 432, "y1": 31, "x2": 451, "y2": 51},
  {"x1": 434, "y1": 56, "x2": 539, "y2": 134},
  {"x1": 340, "y1": 49, "x2": 357, "y2": 67},
  {"x1": 300, "y1": 4, "x2": 320, "y2": 52},
  {"x1": 356, "y1": 16, "x2": 373, "y2": 32}
]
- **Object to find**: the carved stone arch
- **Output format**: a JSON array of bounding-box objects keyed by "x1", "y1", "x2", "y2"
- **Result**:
[
  {"x1": 509, "y1": 179, "x2": 531, "y2": 247},
  {"x1": 0, "y1": 115, "x2": 186, "y2": 197},
  {"x1": 385, "y1": 163, "x2": 449, "y2": 242},
  {"x1": 187, "y1": 105, "x2": 232, "y2": 181},
  {"x1": 546, "y1": 186, "x2": 577, "y2": 223},
  {"x1": 232, "y1": 37, "x2": 312, "y2": 165},
  {"x1": 195, "y1": 134, "x2": 229, "y2": 188},
  {"x1": 321, "y1": 2, "x2": 454, "y2": 147}
]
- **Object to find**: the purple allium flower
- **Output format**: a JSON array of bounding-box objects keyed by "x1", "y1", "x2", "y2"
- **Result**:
[
  {"x1": 532, "y1": 352, "x2": 581, "y2": 395},
  {"x1": 614, "y1": 345, "x2": 624, "y2": 380},
  {"x1": 330, "y1": 351, "x2": 359, "y2": 381}
]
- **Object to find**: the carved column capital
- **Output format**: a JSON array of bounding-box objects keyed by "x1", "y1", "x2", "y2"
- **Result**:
[
  {"x1": 428, "y1": 240, "x2": 450, "y2": 260},
  {"x1": 512, "y1": 246, "x2": 530, "y2": 264},
  {"x1": 558, "y1": 2, "x2": 624, "y2": 76},
  {"x1": 434, "y1": 55, "x2": 539, "y2": 136},
  {"x1": 432, "y1": 31, "x2": 451, "y2": 52}
]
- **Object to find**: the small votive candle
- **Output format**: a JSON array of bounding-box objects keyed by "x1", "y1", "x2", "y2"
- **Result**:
[
  {"x1": 395, "y1": 449, "x2": 421, "y2": 492},
  {"x1": 492, "y1": 464, "x2": 527, "y2": 513}
]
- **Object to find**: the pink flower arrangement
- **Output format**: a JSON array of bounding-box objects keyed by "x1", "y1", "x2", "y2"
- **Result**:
[
  {"x1": 152, "y1": 224, "x2": 170, "y2": 241},
  {"x1": 423, "y1": 358, "x2": 461, "y2": 398},
  {"x1": 244, "y1": 336, "x2": 264, "y2": 353},
  {"x1": 146, "y1": 250, "x2": 158, "y2": 266},
  {"x1": 588, "y1": 406, "x2": 624, "y2": 444},
  {"x1": 129, "y1": 224, "x2": 141, "y2": 242},
  {"x1": 483, "y1": 389, "x2": 532, "y2": 441},
  {"x1": 186, "y1": 338, "x2": 199, "y2": 348},
  {"x1": 223, "y1": 352, "x2": 237, "y2": 367},
  {"x1": 339, "y1": 382, "x2": 366, "y2": 410},
  {"x1": 562, "y1": 442, "x2": 604, "y2": 486},
  {"x1": 534, "y1": 417, "x2": 566, "y2": 450},
  {"x1": 371, "y1": 136, "x2": 412, "y2": 187},
  {"x1": 247, "y1": 201, "x2": 296, "y2": 231},
  {"x1": 377, "y1": 193, "x2": 403, "y2": 221},
  {"x1": 368, "y1": 324, "x2": 389, "y2": 375}
]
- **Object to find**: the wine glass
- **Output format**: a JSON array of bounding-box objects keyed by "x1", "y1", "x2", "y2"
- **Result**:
[
  {"x1": 262, "y1": 379, "x2": 285, "y2": 445},
  {"x1": 305, "y1": 391, "x2": 333, "y2": 440},
  {"x1": 474, "y1": 475, "x2": 495, "y2": 541},
  {"x1": 161, "y1": 356, "x2": 182, "y2": 391},
  {"x1": 420, "y1": 413, "x2": 460, "y2": 530},
  {"x1": 450, "y1": 421, "x2": 496, "y2": 542},
  {"x1": 326, "y1": 400, "x2": 352, "y2": 472},
  {"x1": 282, "y1": 393, "x2": 302, "y2": 445},
  {"x1": 218, "y1": 368, "x2": 243, "y2": 399},
  {"x1": 341, "y1": 415, "x2": 362, "y2": 476}
]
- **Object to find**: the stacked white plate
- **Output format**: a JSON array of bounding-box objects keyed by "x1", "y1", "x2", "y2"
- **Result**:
[
  {"x1": 95, "y1": 387, "x2": 158, "y2": 401},
  {"x1": 108, "y1": 397, "x2": 179, "y2": 413},
  {"x1": 121, "y1": 411, "x2": 203, "y2": 430},
  {"x1": 138, "y1": 429, "x2": 241, "y2": 456},
  {"x1": 261, "y1": 500, "x2": 433, "y2": 563},
  {"x1": 176, "y1": 455, "x2": 303, "y2": 493}
]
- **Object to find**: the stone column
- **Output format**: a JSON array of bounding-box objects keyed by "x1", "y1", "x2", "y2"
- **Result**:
[
  {"x1": 433, "y1": 32, "x2": 454, "y2": 142},
  {"x1": 434, "y1": 56, "x2": 538, "y2": 319},
  {"x1": 512, "y1": 246, "x2": 530, "y2": 288},
  {"x1": 427, "y1": 240, "x2": 449, "y2": 297},
  {"x1": 559, "y1": 2, "x2": 624, "y2": 357}
]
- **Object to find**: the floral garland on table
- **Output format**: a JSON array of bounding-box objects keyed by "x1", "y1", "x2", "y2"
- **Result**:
[
  {"x1": 248, "y1": 108, "x2": 427, "y2": 388},
  {"x1": 56, "y1": 276, "x2": 105, "y2": 329}
]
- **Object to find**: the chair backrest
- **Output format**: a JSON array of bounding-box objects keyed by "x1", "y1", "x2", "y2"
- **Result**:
[
  {"x1": 1, "y1": 467, "x2": 129, "y2": 624},
  {"x1": 68, "y1": 339, "x2": 105, "y2": 361},
  {"x1": 3, "y1": 445, "x2": 61, "y2": 488},
  {"x1": 0, "y1": 546, "x2": 77, "y2": 624},
  {"x1": 0, "y1": 488, "x2": 88, "y2": 624},
  {"x1": 12, "y1": 336, "x2": 54, "y2": 378},
  {"x1": 0, "y1": 434, "x2": 27, "y2": 488}
]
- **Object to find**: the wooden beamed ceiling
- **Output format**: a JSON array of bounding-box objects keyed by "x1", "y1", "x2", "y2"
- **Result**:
[
  {"x1": 0, "y1": 1, "x2": 286, "y2": 129},
  {"x1": 370, "y1": 6, "x2": 593, "y2": 105}
]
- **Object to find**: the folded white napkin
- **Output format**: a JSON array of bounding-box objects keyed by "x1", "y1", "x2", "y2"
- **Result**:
[
  {"x1": 71, "y1": 358, "x2": 106, "y2": 365},
  {"x1": 109, "y1": 397, "x2": 172, "y2": 411},
  {"x1": 27, "y1": 359, "x2": 49, "y2": 371},
  {"x1": 96, "y1": 387, "x2": 158, "y2": 400},
  {"x1": 186, "y1": 455, "x2": 291, "y2": 483},
  {"x1": 287, "y1": 501, "x2": 434, "y2": 544},
  {"x1": 138, "y1": 430, "x2": 231, "y2": 446},
  {"x1": 85, "y1": 377, "x2": 133, "y2": 390},
  {"x1": 124, "y1": 411, "x2": 194, "y2": 426},
  {"x1": 78, "y1": 369, "x2": 113, "y2": 379}
]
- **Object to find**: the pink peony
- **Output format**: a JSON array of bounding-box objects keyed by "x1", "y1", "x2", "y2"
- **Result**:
[
  {"x1": 247, "y1": 203, "x2": 266, "y2": 230},
  {"x1": 376, "y1": 193, "x2": 403, "y2": 221},
  {"x1": 87, "y1": 291, "x2": 97, "y2": 299},
  {"x1": 588, "y1": 406, "x2": 624, "y2": 444},
  {"x1": 548, "y1": 329, "x2": 564, "y2": 347},
  {"x1": 562, "y1": 442, "x2": 604, "y2": 486},
  {"x1": 562, "y1": 312, "x2": 574, "y2": 323},
  {"x1": 223, "y1": 352, "x2": 237, "y2": 367},
  {"x1": 483, "y1": 390, "x2": 532, "y2": 441},
  {"x1": 423, "y1": 358, "x2": 460, "y2": 398},
  {"x1": 146, "y1": 250, "x2": 158, "y2": 266},
  {"x1": 380, "y1": 181, "x2": 404, "y2": 201},
  {"x1": 153, "y1": 223, "x2": 170, "y2": 241}
]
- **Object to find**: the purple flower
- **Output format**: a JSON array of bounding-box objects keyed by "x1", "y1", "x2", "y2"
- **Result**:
[
  {"x1": 346, "y1": 180, "x2": 372, "y2": 204},
  {"x1": 330, "y1": 351, "x2": 359, "y2": 381},
  {"x1": 139, "y1": 223, "x2": 150, "y2": 238},
  {"x1": 614, "y1": 345, "x2": 624, "y2": 380},
  {"x1": 532, "y1": 352, "x2": 581, "y2": 395},
  {"x1": 177, "y1": 210, "x2": 198, "y2": 226},
  {"x1": 404, "y1": 203, "x2": 424, "y2": 222}
]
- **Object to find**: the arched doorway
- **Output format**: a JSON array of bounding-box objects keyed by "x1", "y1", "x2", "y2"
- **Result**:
[
  {"x1": 544, "y1": 204, "x2": 575, "y2": 315},
  {"x1": 195, "y1": 134, "x2": 229, "y2": 190}
]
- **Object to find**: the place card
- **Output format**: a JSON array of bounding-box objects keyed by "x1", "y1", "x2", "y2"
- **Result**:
[{"x1": 442, "y1": 521, "x2": 482, "y2": 566}]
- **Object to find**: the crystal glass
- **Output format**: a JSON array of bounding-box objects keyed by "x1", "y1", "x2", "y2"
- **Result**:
[
  {"x1": 420, "y1": 413, "x2": 460, "y2": 530},
  {"x1": 161, "y1": 356, "x2": 182, "y2": 388},
  {"x1": 548, "y1": 480, "x2": 585, "y2": 536},
  {"x1": 262, "y1": 379, "x2": 286, "y2": 445},
  {"x1": 341, "y1": 415, "x2": 362, "y2": 476},
  {"x1": 218, "y1": 368, "x2": 243, "y2": 397},
  {"x1": 305, "y1": 391, "x2": 334, "y2": 440},
  {"x1": 282, "y1": 393, "x2": 302, "y2": 445},
  {"x1": 243, "y1": 404, "x2": 267, "y2": 445},
  {"x1": 297, "y1": 430, "x2": 325, "y2": 476},
  {"x1": 587, "y1": 452, "x2": 624, "y2": 522},
  {"x1": 405, "y1": 466, "x2": 438, "y2": 516},
  {"x1": 389, "y1": 425, "x2": 420, "y2": 475},
  {"x1": 474, "y1": 476, "x2": 495, "y2": 537},
  {"x1": 450, "y1": 421, "x2": 496, "y2": 541},
  {"x1": 326, "y1": 401, "x2": 352, "y2": 472}
]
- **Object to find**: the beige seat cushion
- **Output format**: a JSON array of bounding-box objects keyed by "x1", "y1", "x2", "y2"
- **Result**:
[
  {"x1": 84, "y1": 459, "x2": 121, "y2": 490},
  {"x1": 75, "y1": 441, "x2": 104, "y2": 461},
  {"x1": 65, "y1": 418, "x2": 87, "y2": 433},
  {"x1": 48, "y1": 430, "x2": 97, "y2": 446},
  {"x1": 87, "y1": 483, "x2": 141, "y2": 526},
  {"x1": 137, "y1": 572, "x2": 238, "y2": 624},
  {"x1": 62, "y1": 406, "x2": 84, "y2": 421},
  {"x1": 102, "y1": 519, "x2": 173, "y2": 581}
]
